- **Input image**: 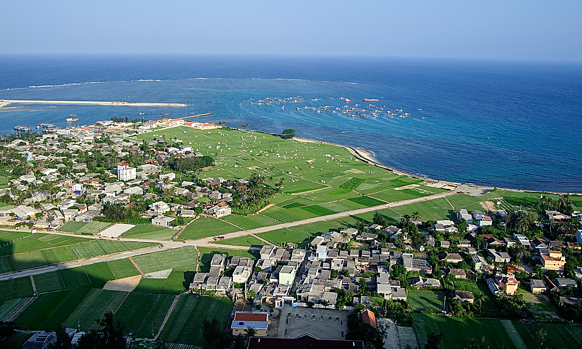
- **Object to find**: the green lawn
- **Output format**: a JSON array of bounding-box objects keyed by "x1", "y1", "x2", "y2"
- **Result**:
[
  {"x1": 221, "y1": 214, "x2": 281, "y2": 230},
  {"x1": 121, "y1": 224, "x2": 177, "y2": 240},
  {"x1": 106, "y1": 258, "x2": 140, "y2": 279},
  {"x1": 134, "y1": 294, "x2": 177, "y2": 338},
  {"x1": 408, "y1": 290, "x2": 445, "y2": 313},
  {"x1": 159, "y1": 295, "x2": 233, "y2": 346},
  {"x1": 213, "y1": 235, "x2": 267, "y2": 247},
  {"x1": 131, "y1": 247, "x2": 197, "y2": 274},
  {"x1": 512, "y1": 321, "x2": 582, "y2": 349},
  {"x1": 178, "y1": 217, "x2": 240, "y2": 240},
  {"x1": 0, "y1": 277, "x2": 34, "y2": 302},
  {"x1": 414, "y1": 313, "x2": 518, "y2": 349},
  {"x1": 16, "y1": 288, "x2": 91, "y2": 330},
  {"x1": 33, "y1": 271, "x2": 65, "y2": 294}
]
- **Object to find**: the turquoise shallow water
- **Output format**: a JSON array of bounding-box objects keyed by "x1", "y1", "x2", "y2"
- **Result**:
[{"x1": 0, "y1": 55, "x2": 581, "y2": 192}]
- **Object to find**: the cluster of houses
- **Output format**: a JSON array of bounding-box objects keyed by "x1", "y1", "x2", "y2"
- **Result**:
[{"x1": 0, "y1": 122, "x2": 244, "y2": 230}]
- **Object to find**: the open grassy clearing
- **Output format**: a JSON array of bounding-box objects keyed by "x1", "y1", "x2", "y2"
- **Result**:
[
  {"x1": 408, "y1": 290, "x2": 445, "y2": 313},
  {"x1": 135, "y1": 294, "x2": 176, "y2": 338},
  {"x1": 60, "y1": 221, "x2": 113, "y2": 235},
  {"x1": 0, "y1": 277, "x2": 34, "y2": 302},
  {"x1": 392, "y1": 198, "x2": 455, "y2": 222},
  {"x1": 132, "y1": 247, "x2": 197, "y2": 274},
  {"x1": 121, "y1": 224, "x2": 177, "y2": 240},
  {"x1": 220, "y1": 214, "x2": 280, "y2": 230},
  {"x1": 0, "y1": 235, "x2": 156, "y2": 273},
  {"x1": 33, "y1": 271, "x2": 65, "y2": 293},
  {"x1": 178, "y1": 217, "x2": 240, "y2": 240},
  {"x1": 159, "y1": 295, "x2": 233, "y2": 346},
  {"x1": 107, "y1": 258, "x2": 141, "y2": 279},
  {"x1": 16, "y1": 288, "x2": 91, "y2": 330},
  {"x1": 136, "y1": 127, "x2": 452, "y2": 225},
  {"x1": 113, "y1": 292, "x2": 160, "y2": 334},
  {"x1": 414, "y1": 313, "x2": 518, "y2": 349},
  {"x1": 512, "y1": 321, "x2": 582, "y2": 349},
  {"x1": 213, "y1": 234, "x2": 266, "y2": 247},
  {"x1": 61, "y1": 266, "x2": 92, "y2": 289}
]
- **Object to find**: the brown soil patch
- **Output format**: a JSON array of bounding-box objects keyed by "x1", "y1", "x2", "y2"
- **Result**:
[{"x1": 103, "y1": 275, "x2": 142, "y2": 292}]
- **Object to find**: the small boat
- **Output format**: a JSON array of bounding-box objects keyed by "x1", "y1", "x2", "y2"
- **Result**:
[
  {"x1": 14, "y1": 125, "x2": 31, "y2": 131},
  {"x1": 37, "y1": 123, "x2": 56, "y2": 129},
  {"x1": 139, "y1": 112, "x2": 145, "y2": 115},
  {"x1": 66, "y1": 118, "x2": 79, "y2": 122},
  {"x1": 68, "y1": 114, "x2": 76, "y2": 117}
]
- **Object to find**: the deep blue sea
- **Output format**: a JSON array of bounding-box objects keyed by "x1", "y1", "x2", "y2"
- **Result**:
[{"x1": 1, "y1": 55, "x2": 581, "y2": 193}]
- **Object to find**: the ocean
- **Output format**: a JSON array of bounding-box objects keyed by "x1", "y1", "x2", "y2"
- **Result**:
[{"x1": 0, "y1": 55, "x2": 581, "y2": 193}]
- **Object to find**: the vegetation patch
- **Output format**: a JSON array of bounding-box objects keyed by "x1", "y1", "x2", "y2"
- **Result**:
[
  {"x1": 347, "y1": 196, "x2": 385, "y2": 207},
  {"x1": 121, "y1": 224, "x2": 177, "y2": 240},
  {"x1": 408, "y1": 290, "x2": 445, "y2": 313},
  {"x1": 132, "y1": 247, "x2": 197, "y2": 274},
  {"x1": 339, "y1": 177, "x2": 365, "y2": 190},
  {"x1": 300, "y1": 205, "x2": 336, "y2": 216}
]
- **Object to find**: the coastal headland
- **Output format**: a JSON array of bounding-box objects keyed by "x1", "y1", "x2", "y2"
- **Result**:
[{"x1": 0, "y1": 99, "x2": 187, "y2": 108}]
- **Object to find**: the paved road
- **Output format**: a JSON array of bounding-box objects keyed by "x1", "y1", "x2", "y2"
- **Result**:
[{"x1": 0, "y1": 190, "x2": 454, "y2": 281}]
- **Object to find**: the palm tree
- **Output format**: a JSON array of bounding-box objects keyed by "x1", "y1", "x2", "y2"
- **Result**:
[
  {"x1": 412, "y1": 211, "x2": 421, "y2": 222},
  {"x1": 244, "y1": 327, "x2": 256, "y2": 339},
  {"x1": 400, "y1": 214, "x2": 411, "y2": 226},
  {"x1": 475, "y1": 293, "x2": 485, "y2": 314}
]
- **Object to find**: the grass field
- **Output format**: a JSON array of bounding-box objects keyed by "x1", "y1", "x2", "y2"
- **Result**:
[
  {"x1": 221, "y1": 214, "x2": 281, "y2": 230},
  {"x1": 414, "y1": 314, "x2": 518, "y2": 349},
  {"x1": 132, "y1": 247, "x2": 198, "y2": 274},
  {"x1": 16, "y1": 288, "x2": 92, "y2": 330},
  {"x1": 84, "y1": 262, "x2": 116, "y2": 287},
  {"x1": 60, "y1": 221, "x2": 113, "y2": 235},
  {"x1": 512, "y1": 321, "x2": 582, "y2": 349},
  {"x1": 408, "y1": 290, "x2": 445, "y2": 313},
  {"x1": 213, "y1": 234, "x2": 266, "y2": 247},
  {"x1": 0, "y1": 277, "x2": 34, "y2": 302},
  {"x1": 135, "y1": 294, "x2": 177, "y2": 338},
  {"x1": 159, "y1": 295, "x2": 233, "y2": 345},
  {"x1": 0, "y1": 234, "x2": 156, "y2": 274},
  {"x1": 61, "y1": 266, "x2": 92, "y2": 289},
  {"x1": 177, "y1": 217, "x2": 240, "y2": 240},
  {"x1": 107, "y1": 259, "x2": 141, "y2": 279},
  {"x1": 113, "y1": 292, "x2": 160, "y2": 334},
  {"x1": 121, "y1": 224, "x2": 177, "y2": 240},
  {"x1": 134, "y1": 127, "x2": 451, "y2": 226},
  {"x1": 33, "y1": 271, "x2": 65, "y2": 293},
  {"x1": 65, "y1": 290, "x2": 129, "y2": 331}
]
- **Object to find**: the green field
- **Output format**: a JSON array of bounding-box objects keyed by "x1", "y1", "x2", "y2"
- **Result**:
[
  {"x1": 121, "y1": 224, "x2": 177, "y2": 240},
  {"x1": 107, "y1": 258, "x2": 140, "y2": 279},
  {"x1": 0, "y1": 277, "x2": 34, "y2": 302},
  {"x1": 131, "y1": 247, "x2": 198, "y2": 274},
  {"x1": 414, "y1": 314, "x2": 517, "y2": 349},
  {"x1": 134, "y1": 127, "x2": 450, "y2": 225},
  {"x1": 408, "y1": 290, "x2": 445, "y2": 313},
  {"x1": 0, "y1": 234, "x2": 156, "y2": 274},
  {"x1": 221, "y1": 214, "x2": 281, "y2": 230},
  {"x1": 159, "y1": 295, "x2": 233, "y2": 345},
  {"x1": 60, "y1": 221, "x2": 113, "y2": 235},
  {"x1": 414, "y1": 313, "x2": 582, "y2": 349},
  {"x1": 33, "y1": 271, "x2": 65, "y2": 293},
  {"x1": 177, "y1": 217, "x2": 240, "y2": 240},
  {"x1": 213, "y1": 234, "x2": 266, "y2": 248}
]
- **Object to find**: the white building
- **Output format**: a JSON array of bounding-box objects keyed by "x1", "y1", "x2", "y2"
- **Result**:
[
  {"x1": 117, "y1": 162, "x2": 136, "y2": 181},
  {"x1": 152, "y1": 216, "x2": 175, "y2": 227},
  {"x1": 232, "y1": 266, "x2": 252, "y2": 284},
  {"x1": 279, "y1": 266, "x2": 296, "y2": 286}
]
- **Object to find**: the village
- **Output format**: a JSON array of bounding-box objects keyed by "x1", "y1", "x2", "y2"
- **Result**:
[{"x1": 0, "y1": 120, "x2": 581, "y2": 349}]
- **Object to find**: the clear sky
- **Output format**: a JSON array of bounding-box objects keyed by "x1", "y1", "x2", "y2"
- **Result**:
[{"x1": 2, "y1": 0, "x2": 581, "y2": 61}]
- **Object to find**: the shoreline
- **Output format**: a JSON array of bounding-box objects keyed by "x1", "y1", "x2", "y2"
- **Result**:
[{"x1": 292, "y1": 136, "x2": 582, "y2": 197}]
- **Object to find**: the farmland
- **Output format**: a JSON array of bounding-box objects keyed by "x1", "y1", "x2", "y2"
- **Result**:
[
  {"x1": 177, "y1": 217, "x2": 240, "y2": 240},
  {"x1": 414, "y1": 313, "x2": 582, "y2": 349},
  {"x1": 59, "y1": 221, "x2": 113, "y2": 235},
  {"x1": 121, "y1": 224, "x2": 178, "y2": 240},
  {"x1": 0, "y1": 233, "x2": 157, "y2": 273},
  {"x1": 408, "y1": 290, "x2": 445, "y2": 313}
]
